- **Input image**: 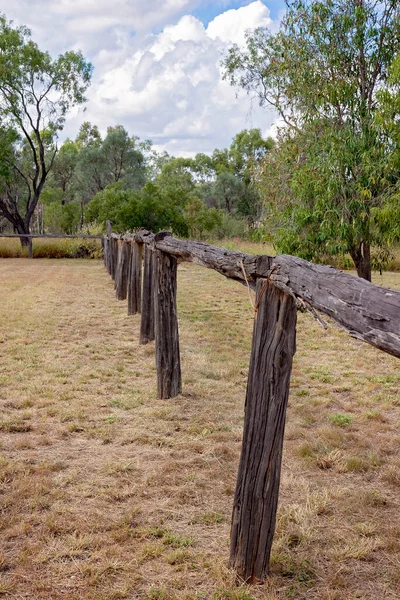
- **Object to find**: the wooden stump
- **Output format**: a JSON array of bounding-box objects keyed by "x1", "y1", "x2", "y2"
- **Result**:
[
  {"x1": 140, "y1": 245, "x2": 155, "y2": 344},
  {"x1": 115, "y1": 240, "x2": 130, "y2": 300},
  {"x1": 229, "y1": 279, "x2": 297, "y2": 583},
  {"x1": 153, "y1": 250, "x2": 182, "y2": 399},
  {"x1": 128, "y1": 242, "x2": 143, "y2": 315}
]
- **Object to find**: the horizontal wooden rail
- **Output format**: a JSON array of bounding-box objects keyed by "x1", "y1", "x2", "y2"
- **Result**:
[{"x1": 110, "y1": 231, "x2": 400, "y2": 359}]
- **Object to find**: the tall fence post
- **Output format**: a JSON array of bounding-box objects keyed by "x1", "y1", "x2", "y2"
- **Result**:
[
  {"x1": 153, "y1": 247, "x2": 182, "y2": 399},
  {"x1": 140, "y1": 244, "x2": 155, "y2": 345},
  {"x1": 28, "y1": 236, "x2": 33, "y2": 259},
  {"x1": 106, "y1": 220, "x2": 112, "y2": 238},
  {"x1": 104, "y1": 221, "x2": 112, "y2": 273},
  {"x1": 115, "y1": 239, "x2": 130, "y2": 301},
  {"x1": 101, "y1": 236, "x2": 106, "y2": 266},
  {"x1": 128, "y1": 241, "x2": 143, "y2": 315},
  {"x1": 114, "y1": 239, "x2": 122, "y2": 289},
  {"x1": 103, "y1": 237, "x2": 110, "y2": 273},
  {"x1": 110, "y1": 237, "x2": 118, "y2": 282},
  {"x1": 229, "y1": 279, "x2": 297, "y2": 584}
]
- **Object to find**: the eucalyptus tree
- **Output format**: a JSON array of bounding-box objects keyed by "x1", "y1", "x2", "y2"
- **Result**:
[
  {"x1": 74, "y1": 125, "x2": 147, "y2": 212},
  {"x1": 0, "y1": 15, "x2": 92, "y2": 245},
  {"x1": 224, "y1": 0, "x2": 400, "y2": 279}
]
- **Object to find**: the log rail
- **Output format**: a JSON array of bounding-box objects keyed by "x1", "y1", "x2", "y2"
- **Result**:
[
  {"x1": 110, "y1": 229, "x2": 400, "y2": 359},
  {"x1": 103, "y1": 227, "x2": 399, "y2": 585}
]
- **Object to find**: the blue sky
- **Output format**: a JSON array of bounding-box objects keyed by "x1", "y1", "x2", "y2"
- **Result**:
[
  {"x1": 0, "y1": 1, "x2": 285, "y2": 155},
  {"x1": 193, "y1": 0, "x2": 286, "y2": 25}
]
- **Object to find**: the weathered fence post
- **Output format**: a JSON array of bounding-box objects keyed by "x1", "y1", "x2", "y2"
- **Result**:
[
  {"x1": 28, "y1": 236, "x2": 33, "y2": 259},
  {"x1": 108, "y1": 238, "x2": 113, "y2": 277},
  {"x1": 229, "y1": 279, "x2": 297, "y2": 583},
  {"x1": 104, "y1": 221, "x2": 112, "y2": 273},
  {"x1": 140, "y1": 244, "x2": 155, "y2": 344},
  {"x1": 110, "y1": 237, "x2": 116, "y2": 280},
  {"x1": 153, "y1": 247, "x2": 182, "y2": 399},
  {"x1": 114, "y1": 239, "x2": 122, "y2": 289},
  {"x1": 128, "y1": 241, "x2": 143, "y2": 315},
  {"x1": 106, "y1": 220, "x2": 112, "y2": 239},
  {"x1": 103, "y1": 237, "x2": 110, "y2": 274},
  {"x1": 115, "y1": 240, "x2": 130, "y2": 301},
  {"x1": 110, "y1": 237, "x2": 119, "y2": 282}
]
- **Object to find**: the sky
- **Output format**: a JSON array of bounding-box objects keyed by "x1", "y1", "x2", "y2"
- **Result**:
[{"x1": 0, "y1": 0, "x2": 286, "y2": 156}]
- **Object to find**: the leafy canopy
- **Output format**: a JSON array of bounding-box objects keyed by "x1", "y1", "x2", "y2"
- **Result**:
[
  {"x1": 223, "y1": 0, "x2": 400, "y2": 279},
  {"x1": 0, "y1": 14, "x2": 92, "y2": 238}
]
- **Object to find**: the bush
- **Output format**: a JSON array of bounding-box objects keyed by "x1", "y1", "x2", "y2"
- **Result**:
[{"x1": 214, "y1": 213, "x2": 247, "y2": 239}]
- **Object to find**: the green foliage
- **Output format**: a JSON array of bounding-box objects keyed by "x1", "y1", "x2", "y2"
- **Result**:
[
  {"x1": 224, "y1": 0, "x2": 400, "y2": 278},
  {"x1": 215, "y1": 212, "x2": 247, "y2": 239},
  {"x1": 74, "y1": 124, "x2": 146, "y2": 203},
  {"x1": 0, "y1": 14, "x2": 92, "y2": 241},
  {"x1": 86, "y1": 182, "x2": 189, "y2": 236},
  {"x1": 47, "y1": 140, "x2": 79, "y2": 205},
  {"x1": 156, "y1": 157, "x2": 195, "y2": 199},
  {"x1": 185, "y1": 197, "x2": 223, "y2": 239},
  {"x1": 44, "y1": 201, "x2": 81, "y2": 234},
  {"x1": 203, "y1": 129, "x2": 274, "y2": 219}
]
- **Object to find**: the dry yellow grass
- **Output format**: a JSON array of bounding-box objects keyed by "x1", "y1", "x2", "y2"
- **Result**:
[{"x1": 0, "y1": 256, "x2": 399, "y2": 600}]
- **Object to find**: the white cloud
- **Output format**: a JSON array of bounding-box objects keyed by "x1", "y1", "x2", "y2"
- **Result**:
[
  {"x1": 0, "y1": 0, "x2": 200, "y2": 56},
  {"x1": 0, "y1": 1, "x2": 280, "y2": 155},
  {"x1": 207, "y1": 0, "x2": 272, "y2": 45}
]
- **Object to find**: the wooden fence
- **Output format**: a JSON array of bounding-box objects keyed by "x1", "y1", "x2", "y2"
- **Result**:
[{"x1": 104, "y1": 228, "x2": 399, "y2": 584}]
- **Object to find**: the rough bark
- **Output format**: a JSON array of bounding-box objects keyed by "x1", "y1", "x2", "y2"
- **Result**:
[
  {"x1": 266, "y1": 254, "x2": 399, "y2": 358},
  {"x1": 110, "y1": 237, "x2": 119, "y2": 281},
  {"x1": 115, "y1": 233, "x2": 399, "y2": 359},
  {"x1": 153, "y1": 249, "x2": 182, "y2": 399},
  {"x1": 106, "y1": 220, "x2": 112, "y2": 239},
  {"x1": 140, "y1": 245, "x2": 155, "y2": 345},
  {"x1": 128, "y1": 242, "x2": 143, "y2": 315},
  {"x1": 350, "y1": 242, "x2": 371, "y2": 282},
  {"x1": 115, "y1": 240, "x2": 130, "y2": 301},
  {"x1": 229, "y1": 279, "x2": 297, "y2": 583},
  {"x1": 103, "y1": 238, "x2": 110, "y2": 274}
]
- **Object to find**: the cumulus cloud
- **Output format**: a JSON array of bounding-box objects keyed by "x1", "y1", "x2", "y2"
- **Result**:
[
  {"x1": 0, "y1": 0, "x2": 279, "y2": 155},
  {"x1": 207, "y1": 1, "x2": 272, "y2": 45},
  {"x1": 0, "y1": 0, "x2": 200, "y2": 55}
]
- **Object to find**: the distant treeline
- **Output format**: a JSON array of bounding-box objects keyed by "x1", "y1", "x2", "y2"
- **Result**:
[{"x1": 37, "y1": 124, "x2": 274, "y2": 240}]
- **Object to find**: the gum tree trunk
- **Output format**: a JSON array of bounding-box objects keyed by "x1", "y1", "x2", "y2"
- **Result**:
[{"x1": 350, "y1": 242, "x2": 371, "y2": 282}]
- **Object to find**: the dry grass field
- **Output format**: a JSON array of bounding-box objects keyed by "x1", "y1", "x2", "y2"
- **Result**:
[{"x1": 0, "y1": 254, "x2": 399, "y2": 600}]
